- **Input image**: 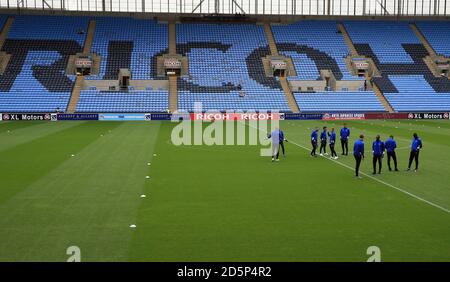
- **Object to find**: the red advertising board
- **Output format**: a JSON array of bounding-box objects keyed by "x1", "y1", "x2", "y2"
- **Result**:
[
  {"x1": 190, "y1": 113, "x2": 284, "y2": 121},
  {"x1": 365, "y1": 113, "x2": 409, "y2": 119}
]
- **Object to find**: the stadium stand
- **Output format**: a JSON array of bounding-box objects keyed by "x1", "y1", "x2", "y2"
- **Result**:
[
  {"x1": 176, "y1": 23, "x2": 290, "y2": 112},
  {"x1": 294, "y1": 91, "x2": 385, "y2": 112},
  {"x1": 76, "y1": 17, "x2": 169, "y2": 113},
  {"x1": 345, "y1": 21, "x2": 450, "y2": 112},
  {"x1": 0, "y1": 15, "x2": 88, "y2": 112},
  {"x1": 1, "y1": 13, "x2": 450, "y2": 113}
]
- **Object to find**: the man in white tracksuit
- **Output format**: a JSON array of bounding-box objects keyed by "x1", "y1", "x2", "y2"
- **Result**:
[{"x1": 268, "y1": 127, "x2": 281, "y2": 162}]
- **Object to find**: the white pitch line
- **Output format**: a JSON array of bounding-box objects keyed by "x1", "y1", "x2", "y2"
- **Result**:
[
  {"x1": 291, "y1": 141, "x2": 450, "y2": 214},
  {"x1": 246, "y1": 122, "x2": 450, "y2": 215}
]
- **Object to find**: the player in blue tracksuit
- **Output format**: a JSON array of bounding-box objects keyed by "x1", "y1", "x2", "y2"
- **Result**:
[
  {"x1": 372, "y1": 135, "x2": 385, "y2": 175},
  {"x1": 408, "y1": 133, "x2": 423, "y2": 171},
  {"x1": 319, "y1": 126, "x2": 328, "y2": 155},
  {"x1": 311, "y1": 127, "x2": 319, "y2": 157},
  {"x1": 385, "y1": 135, "x2": 398, "y2": 171},
  {"x1": 353, "y1": 135, "x2": 365, "y2": 178},
  {"x1": 278, "y1": 129, "x2": 287, "y2": 158},
  {"x1": 328, "y1": 128, "x2": 338, "y2": 159},
  {"x1": 340, "y1": 123, "x2": 351, "y2": 155}
]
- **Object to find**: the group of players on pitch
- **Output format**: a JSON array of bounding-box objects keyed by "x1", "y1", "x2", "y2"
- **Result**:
[
  {"x1": 269, "y1": 123, "x2": 423, "y2": 179},
  {"x1": 311, "y1": 123, "x2": 424, "y2": 178}
]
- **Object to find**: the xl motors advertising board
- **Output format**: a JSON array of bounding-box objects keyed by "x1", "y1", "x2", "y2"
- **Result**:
[
  {"x1": 1, "y1": 113, "x2": 52, "y2": 121},
  {"x1": 407, "y1": 112, "x2": 449, "y2": 119}
]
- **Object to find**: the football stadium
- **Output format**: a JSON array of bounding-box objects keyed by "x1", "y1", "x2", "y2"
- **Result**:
[{"x1": 0, "y1": 0, "x2": 449, "y2": 268}]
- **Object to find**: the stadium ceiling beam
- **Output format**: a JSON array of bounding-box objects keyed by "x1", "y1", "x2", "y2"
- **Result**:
[
  {"x1": 375, "y1": 0, "x2": 390, "y2": 15},
  {"x1": 192, "y1": 0, "x2": 207, "y2": 13},
  {"x1": 192, "y1": 0, "x2": 246, "y2": 14},
  {"x1": 19, "y1": 0, "x2": 52, "y2": 9},
  {"x1": 230, "y1": 0, "x2": 246, "y2": 14},
  {"x1": 42, "y1": 0, "x2": 52, "y2": 9}
]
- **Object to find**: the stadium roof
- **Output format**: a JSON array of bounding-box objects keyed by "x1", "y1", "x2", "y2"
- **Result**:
[{"x1": 1, "y1": 0, "x2": 450, "y2": 17}]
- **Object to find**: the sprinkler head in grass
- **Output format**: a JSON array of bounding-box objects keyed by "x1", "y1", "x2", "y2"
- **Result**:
[
  {"x1": 140, "y1": 194, "x2": 146, "y2": 198},
  {"x1": 130, "y1": 224, "x2": 136, "y2": 228},
  {"x1": 146, "y1": 176, "x2": 150, "y2": 179},
  {"x1": 147, "y1": 162, "x2": 151, "y2": 166}
]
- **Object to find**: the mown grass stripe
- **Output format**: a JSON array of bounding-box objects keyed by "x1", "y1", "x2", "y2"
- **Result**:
[
  {"x1": 0, "y1": 121, "x2": 161, "y2": 261},
  {"x1": 0, "y1": 121, "x2": 41, "y2": 133},
  {"x1": 0, "y1": 121, "x2": 85, "y2": 153},
  {"x1": 0, "y1": 121, "x2": 121, "y2": 205}
]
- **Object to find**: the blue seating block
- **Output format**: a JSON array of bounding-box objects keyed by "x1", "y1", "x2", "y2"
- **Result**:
[
  {"x1": 0, "y1": 15, "x2": 89, "y2": 112},
  {"x1": 385, "y1": 75, "x2": 450, "y2": 112},
  {"x1": 176, "y1": 23, "x2": 290, "y2": 112},
  {"x1": 416, "y1": 21, "x2": 450, "y2": 57},
  {"x1": 294, "y1": 91, "x2": 385, "y2": 112},
  {"x1": 76, "y1": 90, "x2": 168, "y2": 113}
]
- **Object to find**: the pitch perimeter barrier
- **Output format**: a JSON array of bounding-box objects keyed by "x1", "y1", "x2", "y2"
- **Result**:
[{"x1": 1, "y1": 112, "x2": 449, "y2": 121}]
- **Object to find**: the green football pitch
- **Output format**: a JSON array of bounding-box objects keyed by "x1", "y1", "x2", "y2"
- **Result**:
[{"x1": 0, "y1": 119, "x2": 449, "y2": 262}]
